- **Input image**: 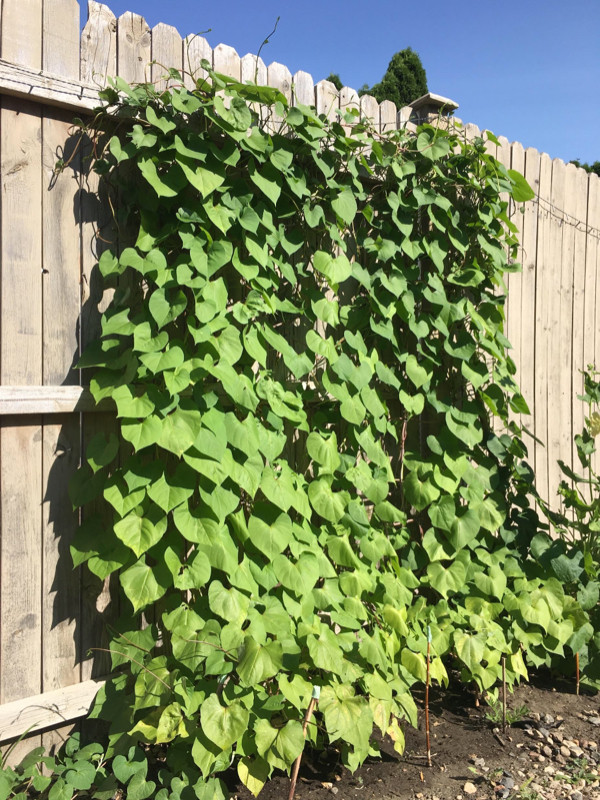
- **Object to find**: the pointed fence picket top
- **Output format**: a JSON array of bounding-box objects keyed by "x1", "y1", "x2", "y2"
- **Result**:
[
  {"x1": 267, "y1": 61, "x2": 292, "y2": 129},
  {"x1": 242, "y1": 53, "x2": 267, "y2": 124},
  {"x1": 379, "y1": 99, "x2": 397, "y2": 133},
  {"x1": 81, "y1": 1, "x2": 116, "y2": 85},
  {"x1": 151, "y1": 23, "x2": 183, "y2": 89},
  {"x1": 292, "y1": 70, "x2": 314, "y2": 106},
  {"x1": 315, "y1": 78, "x2": 339, "y2": 120},
  {"x1": 117, "y1": 10, "x2": 151, "y2": 83},
  {"x1": 340, "y1": 85, "x2": 359, "y2": 133},
  {"x1": 213, "y1": 42, "x2": 241, "y2": 80},
  {"x1": 398, "y1": 105, "x2": 415, "y2": 131},
  {"x1": 242, "y1": 53, "x2": 267, "y2": 86},
  {"x1": 183, "y1": 34, "x2": 212, "y2": 88},
  {"x1": 360, "y1": 93, "x2": 379, "y2": 127},
  {"x1": 464, "y1": 121, "x2": 482, "y2": 142},
  {"x1": 267, "y1": 61, "x2": 292, "y2": 102}
]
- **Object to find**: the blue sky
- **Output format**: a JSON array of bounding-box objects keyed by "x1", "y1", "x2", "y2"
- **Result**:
[{"x1": 90, "y1": 0, "x2": 599, "y2": 165}]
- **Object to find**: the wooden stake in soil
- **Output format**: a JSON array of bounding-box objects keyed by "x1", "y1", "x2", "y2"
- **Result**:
[
  {"x1": 425, "y1": 625, "x2": 432, "y2": 768},
  {"x1": 501, "y1": 656, "x2": 507, "y2": 734},
  {"x1": 576, "y1": 652, "x2": 580, "y2": 696},
  {"x1": 288, "y1": 686, "x2": 320, "y2": 800}
]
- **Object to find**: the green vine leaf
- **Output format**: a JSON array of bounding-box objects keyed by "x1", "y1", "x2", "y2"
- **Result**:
[
  {"x1": 236, "y1": 637, "x2": 283, "y2": 687},
  {"x1": 308, "y1": 479, "x2": 350, "y2": 522},
  {"x1": 201, "y1": 694, "x2": 249, "y2": 751},
  {"x1": 121, "y1": 558, "x2": 170, "y2": 612}
]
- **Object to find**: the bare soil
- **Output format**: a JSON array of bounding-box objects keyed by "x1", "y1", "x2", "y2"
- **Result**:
[{"x1": 229, "y1": 674, "x2": 600, "y2": 800}]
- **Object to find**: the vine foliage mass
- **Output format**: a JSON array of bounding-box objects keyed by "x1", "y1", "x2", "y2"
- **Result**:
[{"x1": 62, "y1": 62, "x2": 593, "y2": 798}]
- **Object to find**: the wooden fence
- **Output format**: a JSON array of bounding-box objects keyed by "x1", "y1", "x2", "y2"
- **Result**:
[{"x1": 0, "y1": 0, "x2": 598, "y2": 756}]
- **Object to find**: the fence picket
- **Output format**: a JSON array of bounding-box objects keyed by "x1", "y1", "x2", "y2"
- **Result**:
[
  {"x1": 267, "y1": 61, "x2": 291, "y2": 101},
  {"x1": 0, "y1": 95, "x2": 44, "y2": 760},
  {"x1": 588, "y1": 175, "x2": 600, "y2": 372},
  {"x1": 241, "y1": 53, "x2": 266, "y2": 86},
  {"x1": 534, "y1": 153, "x2": 554, "y2": 504},
  {"x1": 43, "y1": 0, "x2": 79, "y2": 79},
  {"x1": 41, "y1": 109, "x2": 82, "y2": 748},
  {"x1": 81, "y1": 1, "x2": 117, "y2": 86},
  {"x1": 590, "y1": 174, "x2": 600, "y2": 479},
  {"x1": 183, "y1": 34, "x2": 212, "y2": 88},
  {"x1": 315, "y1": 79, "x2": 338, "y2": 120},
  {"x1": 1, "y1": 0, "x2": 42, "y2": 69},
  {"x1": 501, "y1": 137, "x2": 518, "y2": 380},
  {"x1": 340, "y1": 85, "x2": 359, "y2": 132},
  {"x1": 78, "y1": 123, "x2": 117, "y2": 685},
  {"x1": 242, "y1": 54, "x2": 266, "y2": 125},
  {"x1": 359, "y1": 93, "x2": 379, "y2": 128},
  {"x1": 267, "y1": 61, "x2": 291, "y2": 129},
  {"x1": 379, "y1": 99, "x2": 396, "y2": 133},
  {"x1": 398, "y1": 104, "x2": 413, "y2": 131},
  {"x1": 585, "y1": 175, "x2": 600, "y2": 482},
  {"x1": 547, "y1": 159, "x2": 567, "y2": 506},
  {"x1": 518, "y1": 146, "x2": 540, "y2": 436},
  {"x1": 463, "y1": 122, "x2": 481, "y2": 142},
  {"x1": 116, "y1": 11, "x2": 151, "y2": 84},
  {"x1": 151, "y1": 23, "x2": 183, "y2": 89},
  {"x1": 558, "y1": 163, "x2": 577, "y2": 492},
  {"x1": 584, "y1": 175, "x2": 599, "y2": 372},
  {"x1": 212, "y1": 43, "x2": 241, "y2": 79},
  {"x1": 292, "y1": 70, "x2": 313, "y2": 106},
  {"x1": 568, "y1": 165, "x2": 590, "y2": 470}
]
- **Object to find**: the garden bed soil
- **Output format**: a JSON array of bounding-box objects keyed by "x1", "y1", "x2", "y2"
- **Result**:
[{"x1": 230, "y1": 674, "x2": 600, "y2": 800}]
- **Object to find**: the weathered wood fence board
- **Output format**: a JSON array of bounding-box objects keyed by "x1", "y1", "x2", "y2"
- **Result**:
[
  {"x1": 0, "y1": 92, "x2": 44, "y2": 762},
  {"x1": 517, "y1": 147, "x2": 540, "y2": 440},
  {"x1": 0, "y1": 0, "x2": 599, "y2": 752},
  {"x1": 0, "y1": 679, "x2": 106, "y2": 742}
]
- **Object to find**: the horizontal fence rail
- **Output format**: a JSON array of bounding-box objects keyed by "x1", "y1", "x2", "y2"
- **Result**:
[
  {"x1": 0, "y1": 387, "x2": 107, "y2": 414},
  {"x1": 0, "y1": 0, "x2": 598, "y2": 754}
]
